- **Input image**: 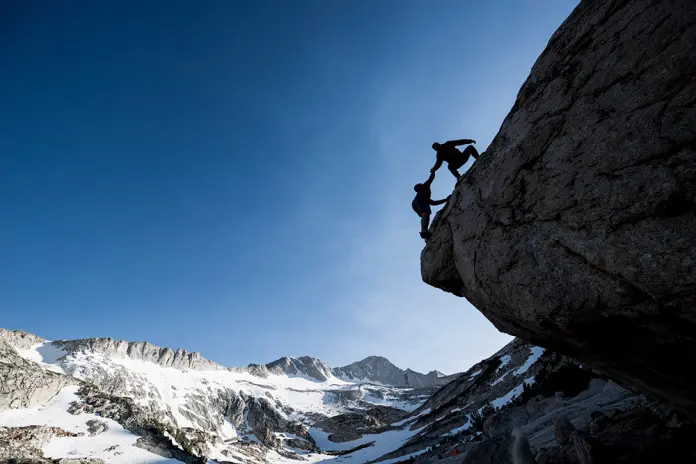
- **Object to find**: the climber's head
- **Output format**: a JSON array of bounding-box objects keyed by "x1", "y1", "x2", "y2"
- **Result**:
[
  {"x1": 414, "y1": 183, "x2": 423, "y2": 192},
  {"x1": 432, "y1": 142, "x2": 441, "y2": 151}
]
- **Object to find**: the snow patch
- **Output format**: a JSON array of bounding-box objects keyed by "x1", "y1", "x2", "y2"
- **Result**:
[
  {"x1": 490, "y1": 377, "x2": 535, "y2": 409},
  {"x1": 514, "y1": 346, "x2": 545, "y2": 376},
  {"x1": 468, "y1": 369, "x2": 482, "y2": 379},
  {"x1": 442, "y1": 416, "x2": 471, "y2": 437},
  {"x1": 497, "y1": 355, "x2": 512, "y2": 370},
  {"x1": 17, "y1": 342, "x2": 67, "y2": 374},
  {"x1": 308, "y1": 424, "x2": 426, "y2": 462},
  {"x1": 490, "y1": 371, "x2": 510, "y2": 386}
]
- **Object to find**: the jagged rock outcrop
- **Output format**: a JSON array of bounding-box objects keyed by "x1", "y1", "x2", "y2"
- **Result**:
[
  {"x1": 421, "y1": 0, "x2": 696, "y2": 417},
  {"x1": 54, "y1": 338, "x2": 226, "y2": 371},
  {"x1": 0, "y1": 342, "x2": 76, "y2": 411},
  {"x1": 0, "y1": 329, "x2": 45, "y2": 351},
  {"x1": 334, "y1": 356, "x2": 458, "y2": 387}
]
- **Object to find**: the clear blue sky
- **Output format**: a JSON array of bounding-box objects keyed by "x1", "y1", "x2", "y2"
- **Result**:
[{"x1": 1, "y1": 0, "x2": 578, "y2": 374}]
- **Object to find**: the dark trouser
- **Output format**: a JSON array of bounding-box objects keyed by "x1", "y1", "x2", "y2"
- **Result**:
[
  {"x1": 448, "y1": 145, "x2": 479, "y2": 178},
  {"x1": 412, "y1": 200, "x2": 431, "y2": 234}
]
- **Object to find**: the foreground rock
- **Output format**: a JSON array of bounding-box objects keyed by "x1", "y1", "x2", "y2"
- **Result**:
[{"x1": 421, "y1": 0, "x2": 696, "y2": 417}]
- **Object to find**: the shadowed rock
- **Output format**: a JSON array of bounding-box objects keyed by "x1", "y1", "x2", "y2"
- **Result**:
[{"x1": 421, "y1": 0, "x2": 696, "y2": 417}]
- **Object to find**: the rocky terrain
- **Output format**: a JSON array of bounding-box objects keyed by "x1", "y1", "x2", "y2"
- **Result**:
[
  {"x1": 0, "y1": 328, "x2": 453, "y2": 463},
  {"x1": 422, "y1": 0, "x2": 696, "y2": 419}
]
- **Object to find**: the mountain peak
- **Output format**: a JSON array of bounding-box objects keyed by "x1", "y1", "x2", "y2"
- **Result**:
[
  {"x1": 333, "y1": 357, "x2": 457, "y2": 387},
  {"x1": 265, "y1": 355, "x2": 333, "y2": 381}
]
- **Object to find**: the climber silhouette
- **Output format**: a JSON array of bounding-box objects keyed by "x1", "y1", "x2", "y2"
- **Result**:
[
  {"x1": 430, "y1": 138, "x2": 479, "y2": 178},
  {"x1": 412, "y1": 171, "x2": 450, "y2": 241}
]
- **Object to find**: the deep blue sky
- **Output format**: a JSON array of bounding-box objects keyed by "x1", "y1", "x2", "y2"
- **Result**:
[{"x1": 1, "y1": 0, "x2": 578, "y2": 373}]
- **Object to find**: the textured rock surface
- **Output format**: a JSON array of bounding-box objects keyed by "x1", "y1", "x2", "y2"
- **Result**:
[
  {"x1": 421, "y1": 0, "x2": 696, "y2": 416},
  {"x1": 0, "y1": 342, "x2": 76, "y2": 411}
]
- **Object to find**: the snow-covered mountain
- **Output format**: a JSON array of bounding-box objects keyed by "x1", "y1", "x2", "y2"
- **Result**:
[
  {"x1": 0, "y1": 328, "x2": 448, "y2": 463},
  {"x1": 3, "y1": 328, "x2": 669, "y2": 464}
]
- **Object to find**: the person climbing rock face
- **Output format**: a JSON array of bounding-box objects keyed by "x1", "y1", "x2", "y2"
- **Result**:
[
  {"x1": 412, "y1": 171, "x2": 450, "y2": 241},
  {"x1": 431, "y1": 138, "x2": 479, "y2": 178}
]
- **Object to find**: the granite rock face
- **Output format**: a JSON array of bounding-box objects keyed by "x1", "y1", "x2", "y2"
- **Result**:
[
  {"x1": 421, "y1": 0, "x2": 696, "y2": 416},
  {"x1": 0, "y1": 342, "x2": 76, "y2": 411}
]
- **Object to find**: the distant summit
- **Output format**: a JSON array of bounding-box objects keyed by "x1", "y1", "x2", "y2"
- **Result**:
[
  {"x1": 333, "y1": 356, "x2": 459, "y2": 387},
  {"x1": 264, "y1": 356, "x2": 334, "y2": 381}
]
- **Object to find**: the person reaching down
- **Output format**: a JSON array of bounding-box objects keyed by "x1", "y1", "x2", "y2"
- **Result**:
[{"x1": 431, "y1": 138, "x2": 480, "y2": 178}]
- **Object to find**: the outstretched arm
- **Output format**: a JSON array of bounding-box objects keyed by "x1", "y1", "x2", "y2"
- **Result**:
[
  {"x1": 429, "y1": 195, "x2": 451, "y2": 206},
  {"x1": 423, "y1": 170, "x2": 436, "y2": 186},
  {"x1": 430, "y1": 155, "x2": 443, "y2": 173},
  {"x1": 449, "y1": 138, "x2": 476, "y2": 146}
]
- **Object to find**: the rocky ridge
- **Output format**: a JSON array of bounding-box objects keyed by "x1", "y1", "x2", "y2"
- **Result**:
[
  {"x1": 0, "y1": 328, "x2": 441, "y2": 463},
  {"x1": 421, "y1": 0, "x2": 696, "y2": 418},
  {"x1": 3, "y1": 329, "x2": 452, "y2": 388},
  {"x1": 54, "y1": 337, "x2": 225, "y2": 372}
]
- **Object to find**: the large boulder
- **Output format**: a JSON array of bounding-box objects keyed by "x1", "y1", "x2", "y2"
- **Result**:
[{"x1": 421, "y1": 0, "x2": 696, "y2": 416}]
